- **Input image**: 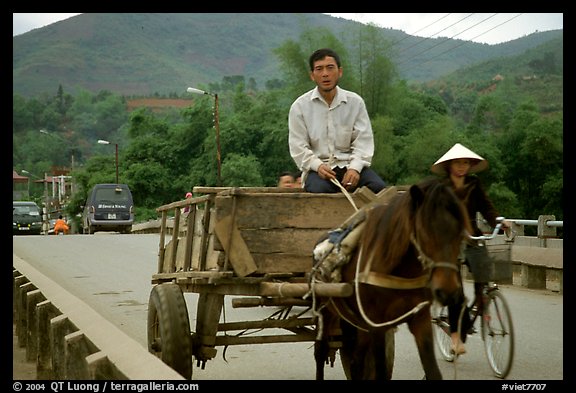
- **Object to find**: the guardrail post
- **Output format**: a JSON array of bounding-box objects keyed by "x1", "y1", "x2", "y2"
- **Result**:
[
  {"x1": 538, "y1": 215, "x2": 556, "y2": 247},
  {"x1": 14, "y1": 270, "x2": 26, "y2": 319},
  {"x1": 65, "y1": 331, "x2": 99, "y2": 379},
  {"x1": 14, "y1": 274, "x2": 29, "y2": 323},
  {"x1": 18, "y1": 281, "x2": 37, "y2": 347},
  {"x1": 37, "y1": 300, "x2": 60, "y2": 380},
  {"x1": 86, "y1": 352, "x2": 127, "y2": 380},
  {"x1": 26, "y1": 289, "x2": 46, "y2": 362},
  {"x1": 50, "y1": 315, "x2": 76, "y2": 379}
]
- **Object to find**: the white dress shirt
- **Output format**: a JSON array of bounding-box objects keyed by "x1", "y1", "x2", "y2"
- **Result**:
[{"x1": 288, "y1": 86, "x2": 374, "y2": 183}]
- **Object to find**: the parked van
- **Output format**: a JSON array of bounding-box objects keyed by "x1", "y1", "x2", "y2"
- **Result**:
[
  {"x1": 82, "y1": 184, "x2": 134, "y2": 234},
  {"x1": 13, "y1": 201, "x2": 43, "y2": 235}
]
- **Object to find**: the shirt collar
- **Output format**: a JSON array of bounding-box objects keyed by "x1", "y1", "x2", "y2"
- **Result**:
[{"x1": 311, "y1": 86, "x2": 347, "y2": 105}]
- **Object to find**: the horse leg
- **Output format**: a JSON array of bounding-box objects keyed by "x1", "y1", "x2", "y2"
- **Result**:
[
  {"x1": 338, "y1": 320, "x2": 355, "y2": 379},
  {"x1": 372, "y1": 328, "x2": 396, "y2": 380},
  {"x1": 340, "y1": 321, "x2": 378, "y2": 379},
  {"x1": 314, "y1": 310, "x2": 341, "y2": 380},
  {"x1": 408, "y1": 311, "x2": 443, "y2": 380},
  {"x1": 314, "y1": 338, "x2": 328, "y2": 380}
]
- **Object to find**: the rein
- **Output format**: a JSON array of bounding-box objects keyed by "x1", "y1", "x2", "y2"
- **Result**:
[
  {"x1": 356, "y1": 233, "x2": 460, "y2": 290},
  {"x1": 353, "y1": 232, "x2": 460, "y2": 329}
]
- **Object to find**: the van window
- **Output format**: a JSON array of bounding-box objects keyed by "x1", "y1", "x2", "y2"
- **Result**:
[{"x1": 94, "y1": 187, "x2": 132, "y2": 206}]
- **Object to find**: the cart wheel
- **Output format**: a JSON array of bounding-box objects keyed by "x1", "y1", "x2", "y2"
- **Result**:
[{"x1": 147, "y1": 283, "x2": 193, "y2": 379}]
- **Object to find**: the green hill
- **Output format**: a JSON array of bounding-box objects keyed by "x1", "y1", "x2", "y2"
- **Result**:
[
  {"x1": 13, "y1": 13, "x2": 563, "y2": 97},
  {"x1": 419, "y1": 36, "x2": 563, "y2": 119}
]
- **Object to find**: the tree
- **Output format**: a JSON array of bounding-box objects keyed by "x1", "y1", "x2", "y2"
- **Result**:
[
  {"x1": 221, "y1": 153, "x2": 264, "y2": 187},
  {"x1": 350, "y1": 24, "x2": 396, "y2": 117}
]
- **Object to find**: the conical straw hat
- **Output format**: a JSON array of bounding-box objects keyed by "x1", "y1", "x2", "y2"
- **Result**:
[{"x1": 431, "y1": 143, "x2": 488, "y2": 175}]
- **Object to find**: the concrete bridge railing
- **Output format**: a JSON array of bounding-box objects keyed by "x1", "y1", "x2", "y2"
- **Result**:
[{"x1": 13, "y1": 255, "x2": 184, "y2": 380}]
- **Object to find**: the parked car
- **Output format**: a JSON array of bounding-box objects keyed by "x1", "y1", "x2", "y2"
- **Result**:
[
  {"x1": 82, "y1": 184, "x2": 134, "y2": 234},
  {"x1": 13, "y1": 201, "x2": 43, "y2": 235}
]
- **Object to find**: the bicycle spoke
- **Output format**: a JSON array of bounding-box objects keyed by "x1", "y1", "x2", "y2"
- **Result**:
[
  {"x1": 482, "y1": 290, "x2": 514, "y2": 378},
  {"x1": 431, "y1": 302, "x2": 455, "y2": 362}
]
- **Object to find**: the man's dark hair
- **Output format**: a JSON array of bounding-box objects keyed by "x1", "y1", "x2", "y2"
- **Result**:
[
  {"x1": 278, "y1": 171, "x2": 295, "y2": 179},
  {"x1": 309, "y1": 48, "x2": 341, "y2": 71}
]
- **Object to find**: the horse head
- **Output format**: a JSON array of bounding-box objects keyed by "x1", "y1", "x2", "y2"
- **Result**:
[
  {"x1": 408, "y1": 177, "x2": 471, "y2": 306},
  {"x1": 352, "y1": 178, "x2": 470, "y2": 307}
]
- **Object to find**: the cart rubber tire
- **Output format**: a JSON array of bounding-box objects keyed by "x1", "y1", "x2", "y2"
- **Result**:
[{"x1": 147, "y1": 283, "x2": 193, "y2": 379}]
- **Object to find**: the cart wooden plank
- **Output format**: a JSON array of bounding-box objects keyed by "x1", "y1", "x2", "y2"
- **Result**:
[
  {"x1": 215, "y1": 192, "x2": 358, "y2": 229},
  {"x1": 214, "y1": 214, "x2": 258, "y2": 277},
  {"x1": 214, "y1": 228, "x2": 326, "y2": 255}
]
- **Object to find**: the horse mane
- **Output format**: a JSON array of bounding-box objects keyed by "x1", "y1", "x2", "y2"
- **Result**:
[{"x1": 359, "y1": 178, "x2": 472, "y2": 273}]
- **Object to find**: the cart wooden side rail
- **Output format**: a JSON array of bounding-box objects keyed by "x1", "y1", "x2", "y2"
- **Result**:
[{"x1": 148, "y1": 186, "x2": 404, "y2": 379}]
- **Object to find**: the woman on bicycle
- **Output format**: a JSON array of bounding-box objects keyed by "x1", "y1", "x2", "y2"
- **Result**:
[{"x1": 431, "y1": 143, "x2": 511, "y2": 355}]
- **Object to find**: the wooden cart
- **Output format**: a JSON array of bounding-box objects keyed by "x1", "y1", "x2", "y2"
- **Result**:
[{"x1": 148, "y1": 186, "x2": 402, "y2": 379}]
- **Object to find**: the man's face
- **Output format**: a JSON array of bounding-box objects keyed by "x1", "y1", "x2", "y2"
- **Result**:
[
  {"x1": 310, "y1": 56, "x2": 342, "y2": 93},
  {"x1": 278, "y1": 175, "x2": 295, "y2": 188}
]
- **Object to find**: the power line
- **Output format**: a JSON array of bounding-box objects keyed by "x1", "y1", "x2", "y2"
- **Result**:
[
  {"x1": 390, "y1": 14, "x2": 475, "y2": 54},
  {"x1": 464, "y1": 13, "x2": 523, "y2": 44},
  {"x1": 389, "y1": 13, "x2": 453, "y2": 47},
  {"x1": 396, "y1": 14, "x2": 497, "y2": 67},
  {"x1": 398, "y1": 13, "x2": 524, "y2": 74}
]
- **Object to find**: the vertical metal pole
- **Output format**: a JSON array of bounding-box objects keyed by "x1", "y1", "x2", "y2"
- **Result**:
[
  {"x1": 214, "y1": 94, "x2": 222, "y2": 186},
  {"x1": 43, "y1": 173, "x2": 49, "y2": 235},
  {"x1": 71, "y1": 152, "x2": 76, "y2": 194},
  {"x1": 115, "y1": 143, "x2": 119, "y2": 184}
]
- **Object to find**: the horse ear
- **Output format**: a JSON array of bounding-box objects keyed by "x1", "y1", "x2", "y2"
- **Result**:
[{"x1": 409, "y1": 184, "x2": 425, "y2": 210}]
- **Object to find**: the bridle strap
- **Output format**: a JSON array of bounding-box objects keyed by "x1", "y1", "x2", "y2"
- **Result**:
[
  {"x1": 353, "y1": 242, "x2": 430, "y2": 328},
  {"x1": 355, "y1": 233, "x2": 459, "y2": 290},
  {"x1": 410, "y1": 233, "x2": 460, "y2": 273},
  {"x1": 350, "y1": 231, "x2": 459, "y2": 328},
  {"x1": 357, "y1": 270, "x2": 429, "y2": 289}
]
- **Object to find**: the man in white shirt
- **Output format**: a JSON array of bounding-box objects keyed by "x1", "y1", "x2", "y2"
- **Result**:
[{"x1": 288, "y1": 48, "x2": 387, "y2": 193}]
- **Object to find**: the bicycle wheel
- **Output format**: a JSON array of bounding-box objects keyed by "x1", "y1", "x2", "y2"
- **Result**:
[
  {"x1": 481, "y1": 289, "x2": 514, "y2": 378},
  {"x1": 430, "y1": 302, "x2": 455, "y2": 362}
]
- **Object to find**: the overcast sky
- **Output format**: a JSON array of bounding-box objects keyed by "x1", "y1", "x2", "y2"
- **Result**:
[{"x1": 13, "y1": 13, "x2": 563, "y2": 45}]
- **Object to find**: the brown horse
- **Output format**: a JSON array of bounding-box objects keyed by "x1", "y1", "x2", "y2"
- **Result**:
[{"x1": 313, "y1": 177, "x2": 472, "y2": 380}]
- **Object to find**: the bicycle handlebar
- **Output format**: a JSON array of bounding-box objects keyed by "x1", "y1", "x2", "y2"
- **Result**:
[{"x1": 467, "y1": 216, "x2": 516, "y2": 242}]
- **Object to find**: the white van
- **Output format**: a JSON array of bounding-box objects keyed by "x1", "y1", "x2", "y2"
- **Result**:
[{"x1": 82, "y1": 184, "x2": 134, "y2": 234}]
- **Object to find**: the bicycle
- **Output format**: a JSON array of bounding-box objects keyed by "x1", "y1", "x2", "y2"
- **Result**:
[{"x1": 431, "y1": 217, "x2": 516, "y2": 379}]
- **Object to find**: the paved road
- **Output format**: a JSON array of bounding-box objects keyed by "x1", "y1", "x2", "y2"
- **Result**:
[{"x1": 13, "y1": 234, "x2": 564, "y2": 381}]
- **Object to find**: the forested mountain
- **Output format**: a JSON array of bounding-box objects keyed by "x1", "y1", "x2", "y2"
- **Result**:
[
  {"x1": 12, "y1": 13, "x2": 563, "y2": 97},
  {"x1": 419, "y1": 35, "x2": 563, "y2": 125}
]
